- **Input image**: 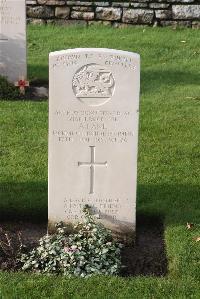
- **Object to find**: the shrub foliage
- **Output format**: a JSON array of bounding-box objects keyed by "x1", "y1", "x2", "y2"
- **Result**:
[
  {"x1": 0, "y1": 76, "x2": 20, "y2": 100},
  {"x1": 20, "y1": 206, "x2": 122, "y2": 277}
]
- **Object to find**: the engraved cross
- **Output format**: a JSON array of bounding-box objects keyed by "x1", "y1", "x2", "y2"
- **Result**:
[{"x1": 78, "y1": 146, "x2": 107, "y2": 194}]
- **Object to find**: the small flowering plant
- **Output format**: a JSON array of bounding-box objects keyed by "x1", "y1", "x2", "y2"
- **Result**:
[{"x1": 20, "y1": 206, "x2": 123, "y2": 277}]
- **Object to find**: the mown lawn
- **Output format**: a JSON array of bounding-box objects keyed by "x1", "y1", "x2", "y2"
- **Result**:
[{"x1": 0, "y1": 25, "x2": 200, "y2": 298}]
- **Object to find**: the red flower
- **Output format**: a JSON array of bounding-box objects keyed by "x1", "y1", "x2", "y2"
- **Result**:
[{"x1": 18, "y1": 80, "x2": 26, "y2": 87}]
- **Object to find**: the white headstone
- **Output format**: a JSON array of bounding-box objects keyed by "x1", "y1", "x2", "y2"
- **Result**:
[
  {"x1": 0, "y1": 0, "x2": 27, "y2": 82},
  {"x1": 48, "y1": 48, "x2": 140, "y2": 242}
]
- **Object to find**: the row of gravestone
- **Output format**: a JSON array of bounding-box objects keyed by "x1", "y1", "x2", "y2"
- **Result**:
[{"x1": 0, "y1": 0, "x2": 140, "y2": 243}]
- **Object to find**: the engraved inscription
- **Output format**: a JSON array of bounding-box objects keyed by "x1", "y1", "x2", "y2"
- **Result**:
[
  {"x1": 78, "y1": 146, "x2": 107, "y2": 194},
  {"x1": 52, "y1": 53, "x2": 136, "y2": 70},
  {"x1": 53, "y1": 110, "x2": 135, "y2": 144},
  {"x1": 0, "y1": 37, "x2": 8, "y2": 41},
  {"x1": 0, "y1": 0, "x2": 21, "y2": 25},
  {"x1": 64, "y1": 197, "x2": 123, "y2": 220},
  {"x1": 72, "y1": 64, "x2": 115, "y2": 106}
]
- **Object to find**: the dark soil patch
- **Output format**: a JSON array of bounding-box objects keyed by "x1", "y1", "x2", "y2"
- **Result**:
[
  {"x1": 0, "y1": 216, "x2": 167, "y2": 276},
  {"x1": 0, "y1": 222, "x2": 46, "y2": 271},
  {"x1": 121, "y1": 215, "x2": 168, "y2": 277}
]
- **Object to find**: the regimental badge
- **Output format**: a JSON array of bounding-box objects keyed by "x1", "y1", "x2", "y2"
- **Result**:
[{"x1": 72, "y1": 64, "x2": 115, "y2": 106}]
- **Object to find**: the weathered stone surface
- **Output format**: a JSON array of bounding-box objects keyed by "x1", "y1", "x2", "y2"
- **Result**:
[
  {"x1": 175, "y1": 20, "x2": 192, "y2": 27},
  {"x1": 122, "y1": 9, "x2": 154, "y2": 24},
  {"x1": 149, "y1": 3, "x2": 170, "y2": 9},
  {"x1": 26, "y1": 1, "x2": 200, "y2": 28},
  {"x1": 66, "y1": 1, "x2": 91, "y2": 6},
  {"x1": 93, "y1": 2, "x2": 109, "y2": 6},
  {"x1": 26, "y1": 0, "x2": 37, "y2": 4},
  {"x1": 37, "y1": 0, "x2": 65, "y2": 5},
  {"x1": 72, "y1": 6, "x2": 93, "y2": 12},
  {"x1": 130, "y1": 0, "x2": 149, "y2": 2},
  {"x1": 29, "y1": 18, "x2": 46, "y2": 24},
  {"x1": 153, "y1": 20, "x2": 158, "y2": 27},
  {"x1": 192, "y1": 21, "x2": 200, "y2": 29},
  {"x1": 155, "y1": 9, "x2": 172, "y2": 19},
  {"x1": 96, "y1": 7, "x2": 122, "y2": 21},
  {"x1": 172, "y1": 5, "x2": 200, "y2": 19},
  {"x1": 88, "y1": 20, "x2": 111, "y2": 26},
  {"x1": 46, "y1": 19, "x2": 54, "y2": 24},
  {"x1": 55, "y1": 7, "x2": 70, "y2": 18},
  {"x1": 112, "y1": 22, "x2": 133, "y2": 28},
  {"x1": 130, "y1": 3, "x2": 148, "y2": 8},
  {"x1": 167, "y1": 0, "x2": 194, "y2": 2},
  {"x1": 71, "y1": 11, "x2": 94, "y2": 20},
  {"x1": 27, "y1": 6, "x2": 54, "y2": 18},
  {"x1": 160, "y1": 20, "x2": 192, "y2": 28},
  {"x1": 33, "y1": 86, "x2": 48, "y2": 98},
  {"x1": 112, "y1": 2, "x2": 130, "y2": 8},
  {"x1": 160, "y1": 20, "x2": 176, "y2": 27}
]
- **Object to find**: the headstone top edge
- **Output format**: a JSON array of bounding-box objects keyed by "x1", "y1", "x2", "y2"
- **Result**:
[{"x1": 49, "y1": 48, "x2": 140, "y2": 60}]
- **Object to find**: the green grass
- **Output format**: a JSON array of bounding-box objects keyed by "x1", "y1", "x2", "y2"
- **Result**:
[{"x1": 0, "y1": 25, "x2": 200, "y2": 298}]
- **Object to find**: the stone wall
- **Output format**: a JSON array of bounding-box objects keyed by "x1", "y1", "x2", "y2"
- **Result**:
[{"x1": 26, "y1": 0, "x2": 200, "y2": 28}]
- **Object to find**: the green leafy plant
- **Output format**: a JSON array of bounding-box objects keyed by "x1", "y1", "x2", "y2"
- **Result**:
[
  {"x1": 0, "y1": 76, "x2": 20, "y2": 100},
  {"x1": 20, "y1": 206, "x2": 122, "y2": 277}
]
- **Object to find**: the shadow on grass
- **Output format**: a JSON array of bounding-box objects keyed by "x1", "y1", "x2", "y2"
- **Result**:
[
  {"x1": 141, "y1": 69, "x2": 199, "y2": 95},
  {"x1": 28, "y1": 64, "x2": 200, "y2": 94},
  {"x1": 0, "y1": 182, "x2": 47, "y2": 223},
  {"x1": 137, "y1": 184, "x2": 200, "y2": 224},
  {"x1": 121, "y1": 214, "x2": 167, "y2": 277},
  {"x1": 2, "y1": 67, "x2": 198, "y2": 102},
  {"x1": 0, "y1": 182, "x2": 199, "y2": 223},
  {"x1": 1, "y1": 182, "x2": 199, "y2": 276},
  {"x1": 28, "y1": 64, "x2": 48, "y2": 83}
]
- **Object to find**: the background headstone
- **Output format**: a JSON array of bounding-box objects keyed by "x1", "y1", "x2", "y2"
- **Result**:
[
  {"x1": 48, "y1": 48, "x2": 140, "y2": 242},
  {"x1": 0, "y1": 0, "x2": 27, "y2": 82}
]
